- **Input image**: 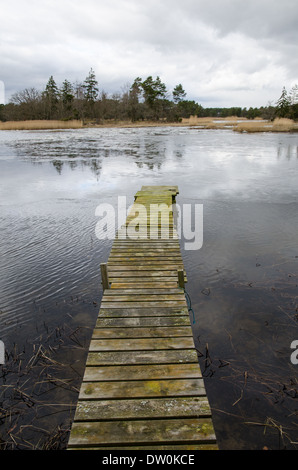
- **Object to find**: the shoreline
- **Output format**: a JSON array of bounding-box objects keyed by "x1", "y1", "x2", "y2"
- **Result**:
[{"x1": 0, "y1": 117, "x2": 298, "y2": 133}]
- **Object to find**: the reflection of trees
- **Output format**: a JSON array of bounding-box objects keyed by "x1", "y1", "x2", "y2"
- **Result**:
[
  {"x1": 89, "y1": 159, "x2": 101, "y2": 177},
  {"x1": 51, "y1": 157, "x2": 102, "y2": 176},
  {"x1": 52, "y1": 160, "x2": 63, "y2": 174},
  {"x1": 277, "y1": 145, "x2": 298, "y2": 160},
  {"x1": 8, "y1": 128, "x2": 188, "y2": 176}
]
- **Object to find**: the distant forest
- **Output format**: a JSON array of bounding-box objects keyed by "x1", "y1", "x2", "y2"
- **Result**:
[{"x1": 1, "y1": 69, "x2": 297, "y2": 123}]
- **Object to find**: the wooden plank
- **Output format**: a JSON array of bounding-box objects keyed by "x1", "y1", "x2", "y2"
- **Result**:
[
  {"x1": 107, "y1": 271, "x2": 179, "y2": 277},
  {"x1": 109, "y1": 259, "x2": 182, "y2": 263},
  {"x1": 95, "y1": 316, "x2": 192, "y2": 327},
  {"x1": 86, "y1": 349, "x2": 199, "y2": 366},
  {"x1": 69, "y1": 444, "x2": 219, "y2": 450},
  {"x1": 74, "y1": 397, "x2": 212, "y2": 421},
  {"x1": 104, "y1": 288, "x2": 184, "y2": 295},
  {"x1": 89, "y1": 337, "x2": 195, "y2": 351},
  {"x1": 110, "y1": 282, "x2": 178, "y2": 288},
  {"x1": 82, "y1": 363, "x2": 203, "y2": 382},
  {"x1": 112, "y1": 243, "x2": 181, "y2": 248},
  {"x1": 68, "y1": 418, "x2": 216, "y2": 447},
  {"x1": 98, "y1": 307, "x2": 189, "y2": 316},
  {"x1": 107, "y1": 265, "x2": 184, "y2": 271},
  {"x1": 79, "y1": 379, "x2": 207, "y2": 400},
  {"x1": 92, "y1": 326, "x2": 193, "y2": 339},
  {"x1": 101, "y1": 295, "x2": 185, "y2": 302},
  {"x1": 111, "y1": 248, "x2": 180, "y2": 252},
  {"x1": 100, "y1": 302, "x2": 187, "y2": 308}
]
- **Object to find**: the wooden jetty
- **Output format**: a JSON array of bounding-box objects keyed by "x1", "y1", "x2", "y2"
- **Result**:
[{"x1": 67, "y1": 186, "x2": 218, "y2": 450}]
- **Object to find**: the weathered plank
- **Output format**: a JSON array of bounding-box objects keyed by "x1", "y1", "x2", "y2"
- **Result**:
[
  {"x1": 110, "y1": 282, "x2": 179, "y2": 288},
  {"x1": 95, "y1": 316, "x2": 192, "y2": 327},
  {"x1": 89, "y1": 337, "x2": 195, "y2": 351},
  {"x1": 82, "y1": 363, "x2": 203, "y2": 382},
  {"x1": 101, "y1": 294, "x2": 185, "y2": 301},
  {"x1": 79, "y1": 378, "x2": 207, "y2": 400},
  {"x1": 68, "y1": 418, "x2": 216, "y2": 447},
  {"x1": 92, "y1": 326, "x2": 193, "y2": 338},
  {"x1": 100, "y1": 301, "x2": 187, "y2": 308},
  {"x1": 98, "y1": 306, "x2": 189, "y2": 316},
  {"x1": 86, "y1": 349, "x2": 199, "y2": 366},
  {"x1": 74, "y1": 397, "x2": 212, "y2": 421},
  {"x1": 69, "y1": 444, "x2": 219, "y2": 450},
  {"x1": 104, "y1": 288, "x2": 184, "y2": 295}
]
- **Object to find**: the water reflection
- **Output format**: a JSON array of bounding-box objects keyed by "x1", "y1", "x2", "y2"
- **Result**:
[
  {"x1": 0, "y1": 127, "x2": 298, "y2": 449},
  {"x1": 277, "y1": 144, "x2": 298, "y2": 159}
]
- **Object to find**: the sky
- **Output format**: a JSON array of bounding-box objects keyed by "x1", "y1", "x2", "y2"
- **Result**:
[{"x1": 1, "y1": 0, "x2": 298, "y2": 108}]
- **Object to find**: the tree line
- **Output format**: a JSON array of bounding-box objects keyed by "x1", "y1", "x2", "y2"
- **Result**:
[{"x1": 0, "y1": 68, "x2": 297, "y2": 123}]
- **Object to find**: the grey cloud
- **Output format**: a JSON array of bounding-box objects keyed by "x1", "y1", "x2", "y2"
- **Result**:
[{"x1": 1, "y1": 0, "x2": 297, "y2": 107}]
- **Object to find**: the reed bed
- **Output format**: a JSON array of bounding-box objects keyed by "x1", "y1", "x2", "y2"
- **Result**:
[
  {"x1": 181, "y1": 116, "x2": 298, "y2": 133},
  {"x1": 1, "y1": 117, "x2": 297, "y2": 133},
  {"x1": 0, "y1": 120, "x2": 83, "y2": 130},
  {"x1": 233, "y1": 118, "x2": 298, "y2": 133}
]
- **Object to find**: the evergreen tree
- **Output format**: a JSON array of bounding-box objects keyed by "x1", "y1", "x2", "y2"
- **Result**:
[
  {"x1": 43, "y1": 76, "x2": 59, "y2": 119},
  {"x1": 128, "y1": 77, "x2": 143, "y2": 121},
  {"x1": 60, "y1": 79, "x2": 74, "y2": 118},
  {"x1": 275, "y1": 86, "x2": 291, "y2": 118},
  {"x1": 141, "y1": 76, "x2": 167, "y2": 118},
  {"x1": 60, "y1": 79, "x2": 74, "y2": 105},
  {"x1": 172, "y1": 84, "x2": 186, "y2": 103},
  {"x1": 82, "y1": 68, "x2": 99, "y2": 103}
]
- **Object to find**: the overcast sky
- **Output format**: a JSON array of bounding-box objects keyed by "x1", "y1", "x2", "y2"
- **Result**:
[{"x1": 1, "y1": 0, "x2": 297, "y2": 107}]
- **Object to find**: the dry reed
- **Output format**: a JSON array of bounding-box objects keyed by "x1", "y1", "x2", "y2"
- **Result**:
[
  {"x1": 0, "y1": 120, "x2": 83, "y2": 131},
  {"x1": 234, "y1": 118, "x2": 298, "y2": 133}
]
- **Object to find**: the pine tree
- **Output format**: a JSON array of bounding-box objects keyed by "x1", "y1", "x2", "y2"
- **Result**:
[
  {"x1": 60, "y1": 79, "x2": 74, "y2": 105},
  {"x1": 43, "y1": 76, "x2": 59, "y2": 119},
  {"x1": 275, "y1": 86, "x2": 291, "y2": 118},
  {"x1": 141, "y1": 76, "x2": 167, "y2": 110},
  {"x1": 60, "y1": 79, "x2": 74, "y2": 118},
  {"x1": 172, "y1": 84, "x2": 186, "y2": 103},
  {"x1": 82, "y1": 68, "x2": 99, "y2": 103}
]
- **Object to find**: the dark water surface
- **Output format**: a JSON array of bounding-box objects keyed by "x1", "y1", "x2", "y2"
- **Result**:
[{"x1": 0, "y1": 127, "x2": 297, "y2": 449}]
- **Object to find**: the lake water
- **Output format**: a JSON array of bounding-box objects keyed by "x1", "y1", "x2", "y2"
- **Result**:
[{"x1": 0, "y1": 126, "x2": 297, "y2": 449}]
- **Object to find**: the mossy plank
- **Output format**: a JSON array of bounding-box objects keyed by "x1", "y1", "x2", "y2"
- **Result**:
[
  {"x1": 109, "y1": 252, "x2": 181, "y2": 255},
  {"x1": 104, "y1": 288, "x2": 184, "y2": 295},
  {"x1": 79, "y1": 378, "x2": 207, "y2": 400},
  {"x1": 68, "y1": 418, "x2": 216, "y2": 447},
  {"x1": 101, "y1": 294, "x2": 185, "y2": 302},
  {"x1": 74, "y1": 396, "x2": 211, "y2": 421},
  {"x1": 89, "y1": 336, "x2": 195, "y2": 351},
  {"x1": 108, "y1": 271, "x2": 178, "y2": 277},
  {"x1": 82, "y1": 363, "x2": 202, "y2": 382},
  {"x1": 68, "y1": 444, "x2": 219, "y2": 450},
  {"x1": 95, "y1": 316, "x2": 191, "y2": 327},
  {"x1": 100, "y1": 301, "x2": 187, "y2": 308},
  {"x1": 86, "y1": 349, "x2": 199, "y2": 366},
  {"x1": 98, "y1": 306, "x2": 189, "y2": 316},
  {"x1": 91, "y1": 326, "x2": 193, "y2": 339},
  {"x1": 107, "y1": 265, "x2": 184, "y2": 271},
  {"x1": 108, "y1": 260, "x2": 182, "y2": 265},
  {"x1": 110, "y1": 282, "x2": 178, "y2": 288}
]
